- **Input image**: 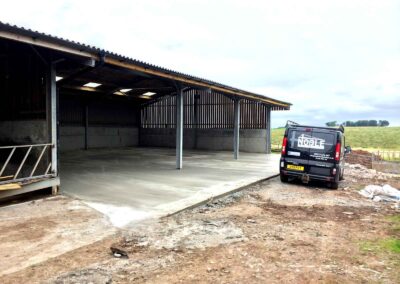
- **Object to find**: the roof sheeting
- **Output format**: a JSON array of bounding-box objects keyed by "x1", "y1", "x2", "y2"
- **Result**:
[{"x1": 0, "y1": 22, "x2": 291, "y2": 109}]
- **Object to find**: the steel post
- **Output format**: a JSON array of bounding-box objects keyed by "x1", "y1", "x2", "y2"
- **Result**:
[
  {"x1": 193, "y1": 92, "x2": 199, "y2": 149},
  {"x1": 47, "y1": 63, "x2": 58, "y2": 193},
  {"x1": 176, "y1": 87, "x2": 183, "y2": 169},
  {"x1": 234, "y1": 99, "x2": 240, "y2": 159},
  {"x1": 266, "y1": 105, "x2": 271, "y2": 154}
]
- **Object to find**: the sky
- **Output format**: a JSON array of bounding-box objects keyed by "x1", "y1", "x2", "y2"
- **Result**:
[{"x1": 0, "y1": 0, "x2": 399, "y2": 127}]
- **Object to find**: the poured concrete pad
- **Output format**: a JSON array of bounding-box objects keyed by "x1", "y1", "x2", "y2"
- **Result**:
[{"x1": 60, "y1": 147, "x2": 279, "y2": 227}]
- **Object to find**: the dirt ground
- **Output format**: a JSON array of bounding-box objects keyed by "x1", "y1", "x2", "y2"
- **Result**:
[
  {"x1": 0, "y1": 163, "x2": 399, "y2": 283},
  {"x1": 0, "y1": 196, "x2": 116, "y2": 277}
]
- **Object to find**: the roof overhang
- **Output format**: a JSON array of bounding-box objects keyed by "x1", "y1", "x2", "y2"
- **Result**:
[{"x1": 0, "y1": 22, "x2": 291, "y2": 110}]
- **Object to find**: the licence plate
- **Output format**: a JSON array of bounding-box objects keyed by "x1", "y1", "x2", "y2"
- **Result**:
[{"x1": 286, "y1": 164, "x2": 304, "y2": 171}]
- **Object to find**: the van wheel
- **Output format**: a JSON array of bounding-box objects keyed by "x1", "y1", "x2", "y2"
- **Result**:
[
  {"x1": 330, "y1": 182, "x2": 339, "y2": 190},
  {"x1": 280, "y1": 174, "x2": 288, "y2": 183}
]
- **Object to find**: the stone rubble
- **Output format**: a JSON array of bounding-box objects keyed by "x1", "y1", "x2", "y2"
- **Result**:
[{"x1": 345, "y1": 163, "x2": 400, "y2": 181}]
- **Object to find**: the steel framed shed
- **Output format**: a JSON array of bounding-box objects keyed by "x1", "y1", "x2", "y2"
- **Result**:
[{"x1": 0, "y1": 22, "x2": 291, "y2": 198}]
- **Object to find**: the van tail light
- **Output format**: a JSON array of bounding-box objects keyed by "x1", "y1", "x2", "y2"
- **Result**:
[
  {"x1": 332, "y1": 168, "x2": 337, "y2": 175},
  {"x1": 335, "y1": 143, "x2": 341, "y2": 161},
  {"x1": 281, "y1": 137, "x2": 288, "y2": 155}
]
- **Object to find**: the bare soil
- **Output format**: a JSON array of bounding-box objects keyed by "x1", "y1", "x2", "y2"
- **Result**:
[
  {"x1": 0, "y1": 196, "x2": 116, "y2": 277},
  {"x1": 0, "y1": 164, "x2": 399, "y2": 283}
]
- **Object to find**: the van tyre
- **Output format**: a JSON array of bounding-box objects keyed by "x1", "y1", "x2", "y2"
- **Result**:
[
  {"x1": 280, "y1": 174, "x2": 288, "y2": 183},
  {"x1": 330, "y1": 182, "x2": 339, "y2": 190}
]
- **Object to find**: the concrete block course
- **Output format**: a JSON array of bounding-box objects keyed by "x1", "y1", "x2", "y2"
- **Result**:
[
  {"x1": 59, "y1": 126, "x2": 139, "y2": 152},
  {"x1": 0, "y1": 120, "x2": 47, "y2": 144},
  {"x1": 139, "y1": 128, "x2": 268, "y2": 153}
]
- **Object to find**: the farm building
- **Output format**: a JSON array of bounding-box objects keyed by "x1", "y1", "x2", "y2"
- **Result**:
[{"x1": 0, "y1": 22, "x2": 290, "y2": 213}]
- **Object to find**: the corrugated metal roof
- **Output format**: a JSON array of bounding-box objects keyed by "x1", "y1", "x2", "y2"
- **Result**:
[{"x1": 0, "y1": 21, "x2": 291, "y2": 109}]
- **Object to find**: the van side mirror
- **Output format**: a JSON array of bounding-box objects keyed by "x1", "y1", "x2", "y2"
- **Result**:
[{"x1": 345, "y1": 146, "x2": 352, "y2": 154}]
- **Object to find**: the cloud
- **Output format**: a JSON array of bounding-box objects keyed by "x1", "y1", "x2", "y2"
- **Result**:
[{"x1": 0, "y1": 0, "x2": 399, "y2": 127}]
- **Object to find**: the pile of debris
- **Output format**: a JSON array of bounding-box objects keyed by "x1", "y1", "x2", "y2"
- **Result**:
[
  {"x1": 345, "y1": 163, "x2": 399, "y2": 181},
  {"x1": 359, "y1": 184, "x2": 400, "y2": 209},
  {"x1": 345, "y1": 150, "x2": 381, "y2": 169},
  {"x1": 110, "y1": 218, "x2": 246, "y2": 259}
]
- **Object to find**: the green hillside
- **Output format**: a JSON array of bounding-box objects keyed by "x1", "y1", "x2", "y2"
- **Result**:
[{"x1": 271, "y1": 127, "x2": 400, "y2": 151}]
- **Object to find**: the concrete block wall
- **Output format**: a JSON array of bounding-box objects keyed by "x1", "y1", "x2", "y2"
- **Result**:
[
  {"x1": 0, "y1": 120, "x2": 49, "y2": 172},
  {"x1": 0, "y1": 121, "x2": 267, "y2": 153},
  {"x1": 0, "y1": 120, "x2": 47, "y2": 145},
  {"x1": 0, "y1": 121, "x2": 138, "y2": 151},
  {"x1": 139, "y1": 128, "x2": 198, "y2": 149},
  {"x1": 139, "y1": 128, "x2": 268, "y2": 153},
  {"x1": 59, "y1": 126, "x2": 139, "y2": 152}
]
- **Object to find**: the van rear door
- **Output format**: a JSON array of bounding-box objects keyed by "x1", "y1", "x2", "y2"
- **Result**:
[
  {"x1": 285, "y1": 128, "x2": 311, "y2": 172},
  {"x1": 307, "y1": 130, "x2": 336, "y2": 176}
]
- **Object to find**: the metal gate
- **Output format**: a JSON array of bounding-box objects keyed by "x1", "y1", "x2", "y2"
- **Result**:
[{"x1": 0, "y1": 143, "x2": 54, "y2": 186}]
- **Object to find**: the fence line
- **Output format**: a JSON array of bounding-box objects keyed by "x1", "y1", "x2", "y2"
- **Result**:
[{"x1": 373, "y1": 150, "x2": 400, "y2": 161}]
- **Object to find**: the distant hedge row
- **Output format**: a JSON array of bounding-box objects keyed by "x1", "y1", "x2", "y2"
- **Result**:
[{"x1": 326, "y1": 120, "x2": 390, "y2": 127}]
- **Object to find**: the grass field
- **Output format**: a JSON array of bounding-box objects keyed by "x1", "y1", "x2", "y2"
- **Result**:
[{"x1": 271, "y1": 126, "x2": 400, "y2": 151}]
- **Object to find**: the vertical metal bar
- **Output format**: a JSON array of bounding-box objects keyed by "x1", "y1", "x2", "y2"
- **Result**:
[
  {"x1": 183, "y1": 91, "x2": 187, "y2": 128},
  {"x1": 194, "y1": 91, "x2": 199, "y2": 148},
  {"x1": 209, "y1": 91, "x2": 212, "y2": 128},
  {"x1": 204, "y1": 91, "x2": 208, "y2": 128},
  {"x1": 207, "y1": 91, "x2": 209, "y2": 128},
  {"x1": 14, "y1": 146, "x2": 32, "y2": 179},
  {"x1": 176, "y1": 86, "x2": 183, "y2": 169},
  {"x1": 172, "y1": 95, "x2": 175, "y2": 128},
  {"x1": 234, "y1": 99, "x2": 240, "y2": 159},
  {"x1": 266, "y1": 105, "x2": 271, "y2": 154},
  {"x1": 0, "y1": 147, "x2": 16, "y2": 177},
  {"x1": 48, "y1": 63, "x2": 58, "y2": 176},
  {"x1": 245, "y1": 101, "x2": 250, "y2": 128},
  {"x1": 241, "y1": 100, "x2": 244, "y2": 129},
  {"x1": 30, "y1": 145, "x2": 48, "y2": 177},
  {"x1": 162, "y1": 97, "x2": 165, "y2": 128},
  {"x1": 216, "y1": 92, "x2": 220, "y2": 128},
  {"x1": 199, "y1": 91, "x2": 202, "y2": 129},
  {"x1": 168, "y1": 96, "x2": 171, "y2": 128},
  {"x1": 211, "y1": 92, "x2": 214, "y2": 128}
]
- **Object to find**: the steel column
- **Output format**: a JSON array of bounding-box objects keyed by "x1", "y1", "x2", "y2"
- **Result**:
[
  {"x1": 176, "y1": 87, "x2": 184, "y2": 169},
  {"x1": 266, "y1": 105, "x2": 271, "y2": 153},
  {"x1": 234, "y1": 99, "x2": 240, "y2": 159},
  {"x1": 47, "y1": 63, "x2": 58, "y2": 193},
  {"x1": 193, "y1": 92, "x2": 199, "y2": 149}
]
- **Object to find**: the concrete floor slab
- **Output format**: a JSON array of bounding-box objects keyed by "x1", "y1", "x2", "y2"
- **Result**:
[{"x1": 60, "y1": 147, "x2": 279, "y2": 227}]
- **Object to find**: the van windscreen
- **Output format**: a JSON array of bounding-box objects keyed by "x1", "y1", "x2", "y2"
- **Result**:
[{"x1": 288, "y1": 130, "x2": 334, "y2": 150}]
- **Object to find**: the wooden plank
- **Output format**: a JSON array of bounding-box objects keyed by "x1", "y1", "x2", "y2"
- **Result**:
[
  {"x1": 0, "y1": 183, "x2": 21, "y2": 191},
  {"x1": 0, "y1": 31, "x2": 96, "y2": 59},
  {"x1": 0, "y1": 175, "x2": 13, "y2": 180}
]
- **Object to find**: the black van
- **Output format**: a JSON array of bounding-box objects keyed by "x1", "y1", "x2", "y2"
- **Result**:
[{"x1": 279, "y1": 122, "x2": 351, "y2": 189}]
